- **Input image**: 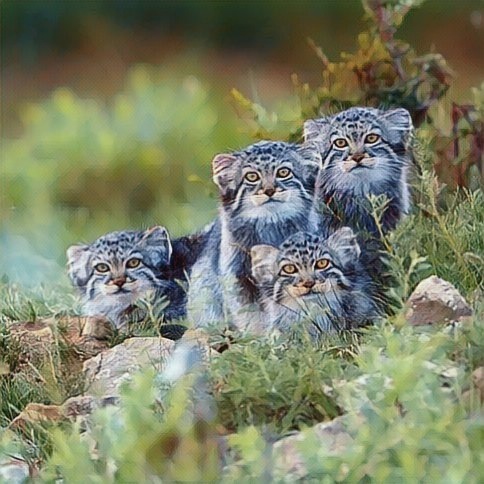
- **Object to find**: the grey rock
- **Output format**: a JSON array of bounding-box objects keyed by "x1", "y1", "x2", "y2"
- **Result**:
[
  {"x1": 405, "y1": 275, "x2": 472, "y2": 325},
  {"x1": 272, "y1": 416, "x2": 352, "y2": 479},
  {"x1": 83, "y1": 337, "x2": 175, "y2": 398},
  {"x1": 0, "y1": 456, "x2": 30, "y2": 483}
]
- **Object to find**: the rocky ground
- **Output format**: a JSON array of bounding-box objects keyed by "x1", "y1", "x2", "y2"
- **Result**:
[{"x1": 1, "y1": 275, "x2": 481, "y2": 481}]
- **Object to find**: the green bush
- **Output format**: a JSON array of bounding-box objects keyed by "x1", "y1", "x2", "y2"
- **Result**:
[
  {"x1": 1, "y1": 66, "x2": 249, "y2": 285},
  {"x1": 2, "y1": 66, "x2": 248, "y2": 230}
]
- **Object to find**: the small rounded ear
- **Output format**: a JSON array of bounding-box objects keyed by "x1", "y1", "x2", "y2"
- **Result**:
[
  {"x1": 326, "y1": 227, "x2": 361, "y2": 266},
  {"x1": 303, "y1": 118, "x2": 331, "y2": 143},
  {"x1": 250, "y1": 244, "x2": 280, "y2": 284},
  {"x1": 66, "y1": 244, "x2": 92, "y2": 287},
  {"x1": 140, "y1": 226, "x2": 173, "y2": 264},
  {"x1": 381, "y1": 108, "x2": 413, "y2": 144},
  {"x1": 212, "y1": 153, "x2": 238, "y2": 192},
  {"x1": 303, "y1": 119, "x2": 321, "y2": 142}
]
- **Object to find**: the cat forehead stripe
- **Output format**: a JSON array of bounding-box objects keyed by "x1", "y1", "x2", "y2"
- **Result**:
[{"x1": 237, "y1": 140, "x2": 300, "y2": 160}]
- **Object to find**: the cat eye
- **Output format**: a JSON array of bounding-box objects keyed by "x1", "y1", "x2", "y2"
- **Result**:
[
  {"x1": 276, "y1": 167, "x2": 292, "y2": 179},
  {"x1": 315, "y1": 258, "x2": 331, "y2": 270},
  {"x1": 364, "y1": 133, "x2": 380, "y2": 144},
  {"x1": 126, "y1": 258, "x2": 141, "y2": 268},
  {"x1": 94, "y1": 263, "x2": 110, "y2": 273},
  {"x1": 244, "y1": 171, "x2": 260, "y2": 183},
  {"x1": 280, "y1": 264, "x2": 298, "y2": 275},
  {"x1": 333, "y1": 138, "x2": 349, "y2": 149}
]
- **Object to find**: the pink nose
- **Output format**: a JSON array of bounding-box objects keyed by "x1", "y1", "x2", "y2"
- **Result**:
[
  {"x1": 111, "y1": 277, "x2": 126, "y2": 288},
  {"x1": 264, "y1": 187, "x2": 276, "y2": 197},
  {"x1": 351, "y1": 153, "x2": 366, "y2": 163},
  {"x1": 301, "y1": 280, "x2": 315, "y2": 289}
]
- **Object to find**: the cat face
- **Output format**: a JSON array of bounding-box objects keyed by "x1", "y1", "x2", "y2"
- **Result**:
[
  {"x1": 67, "y1": 226, "x2": 172, "y2": 315},
  {"x1": 251, "y1": 228, "x2": 361, "y2": 312},
  {"x1": 304, "y1": 107, "x2": 412, "y2": 187},
  {"x1": 212, "y1": 141, "x2": 319, "y2": 222}
]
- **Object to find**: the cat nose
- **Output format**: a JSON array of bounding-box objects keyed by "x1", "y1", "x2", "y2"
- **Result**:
[
  {"x1": 111, "y1": 276, "x2": 126, "y2": 287},
  {"x1": 301, "y1": 280, "x2": 315, "y2": 289},
  {"x1": 351, "y1": 152, "x2": 366, "y2": 163},
  {"x1": 264, "y1": 187, "x2": 276, "y2": 197}
]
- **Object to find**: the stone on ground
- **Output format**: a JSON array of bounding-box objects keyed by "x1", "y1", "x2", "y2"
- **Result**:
[
  {"x1": 272, "y1": 416, "x2": 352, "y2": 479},
  {"x1": 83, "y1": 337, "x2": 176, "y2": 398},
  {"x1": 0, "y1": 456, "x2": 30, "y2": 484},
  {"x1": 404, "y1": 275, "x2": 472, "y2": 325}
]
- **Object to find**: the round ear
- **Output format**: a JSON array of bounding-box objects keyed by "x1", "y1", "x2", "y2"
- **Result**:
[
  {"x1": 140, "y1": 226, "x2": 173, "y2": 265},
  {"x1": 380, "y1": 108, "x2": 413, "y2": 144},
  {"x1": 66, "y1": 244, "x2": 92, "y2": 287},
  {"x1": 303, "y1": 118, "x2": 330, "y2": 143},
  {"x1": 212, "y1": 153, "x2": 238, "y2": 193},
  {"x1": 325, "y1": 227, "x2": 361, "y2": 266},
  {"x1": 303, "y1": 119, "x2": 321, "y2": 142},
  {"x1": 250, "y1": 244, "x2": 280, "y2": 284}
]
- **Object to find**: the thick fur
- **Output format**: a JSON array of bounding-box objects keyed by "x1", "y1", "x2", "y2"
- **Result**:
[
  {"x1": 187, "y1": 140, "x2": 321, "y2": 331},
  {"x1": 67, "y1": 227, "x2": 186, "y2": 329},
  {"x1": 251, "y1": 228, "x2": 382, "y2": 339},
  {"x1": 304, "y1": 107, "x2": 413, "y2": 235}
]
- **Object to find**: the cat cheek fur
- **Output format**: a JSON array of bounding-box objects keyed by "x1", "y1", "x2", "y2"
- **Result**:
[
  {"x1": 250, "y1": 244, "x2": 279, "y2": 284},
  {"x1": 297, "y1": 144, "x2": 324, "y2": 183}
]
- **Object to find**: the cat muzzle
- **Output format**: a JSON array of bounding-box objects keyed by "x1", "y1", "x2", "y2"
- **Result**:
[
  {"x1": 300, "y1": 279, "x2": 316, "y2": 289},
  {"x1": 288, "y1": 280, "x2": 330, "y2": 298},
  {"x1": 351, "y1": 152, "x2": 367, "y2": 163},
  {"x1": 111, "y1": 277, "x2": 127, "y2": 287},
  {"x1": 342, "y1": 156, "x2": 376, "y2": 172},
  {"x1": 251, "y1": 188, "x2": 286, "y2": 206},
  {"x1": 263, "y1": 187, "x2": 276, "y2": 197},
  {"x1": 289, "y1": 284, "x2": 313, "y2": 297},
  {"x1": 105, "y1": 276, "x2": 136, "y2": 293}
]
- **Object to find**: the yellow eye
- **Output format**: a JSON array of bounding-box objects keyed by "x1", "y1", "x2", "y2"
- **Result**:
[
  {"x1": 333, "y1": 138, "x2": 348, "y2": 149},
  {"x1": 365, "y1": 133, "x2": 380, "y2": 144},
  {"x1": 245, "y1": 172, "x2": 260, "y2": 183},
  {"x1": 94, "y1": 263, "x2": 110, "y2": 273},
  {"x1": 281, "y1": 264, "x2": 298, "y2": 275},
  {"x1": 315, "y1": 259, "x2": 330, "y2": 270},
  {"x1": 126, "y1": 258, "x2": 141, "y2": 269},
  {"x1": 276, "y1": 167, "x2": 292, "y2": 179}
]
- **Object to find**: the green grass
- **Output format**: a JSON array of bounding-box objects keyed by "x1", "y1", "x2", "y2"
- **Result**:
[
  {"x1": 9, "y1": 316, "x2": 477, "y2": 482},
  {"x1": 0, "y1": 185, "x2": 482, "y2": 480},
  {"x1": 1, "y1": 77, "x2": 483, "y2": 482}
]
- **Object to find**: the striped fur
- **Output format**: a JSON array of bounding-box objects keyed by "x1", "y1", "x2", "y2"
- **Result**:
[
  {"x1": 67, "y1": 227, "x2": 186, "y2": 329},
  {"x1": 304, "y1": 107, "x2": 413, "y2": 236},
  {"x1": 187, "y1": 140, "x2": 321, "y2": 331},
  {"x1": 251, "y1": 229, "x2": 382, "y2": 339}
]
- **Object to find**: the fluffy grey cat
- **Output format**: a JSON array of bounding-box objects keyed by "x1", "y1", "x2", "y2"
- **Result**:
[
  {"x1": 67, "y1": 226, "x2": 186, "y2": 329},
  {"x1": 251, "y1": 228, "x2": 381, "y2": 339},
  {"x1": 187, "y1": 140, "x2": 320, "y2": 331},
  {"x1": 304, "y1": 107, "x2": 414, "y2": 235}
]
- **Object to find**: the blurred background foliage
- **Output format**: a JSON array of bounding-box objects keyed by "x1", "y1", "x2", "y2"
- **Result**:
[{"x1": 1, "y1": 0, "x2": 483, "y2": 287}]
